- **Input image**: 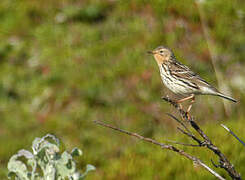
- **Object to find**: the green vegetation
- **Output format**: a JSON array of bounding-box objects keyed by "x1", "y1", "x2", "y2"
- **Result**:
[
  {"x1": 8, "y1": 134, "x2": 95, "y2": 179},
  {"x1": 0, "y1": 0, "x2": 244, "y2": 179}
]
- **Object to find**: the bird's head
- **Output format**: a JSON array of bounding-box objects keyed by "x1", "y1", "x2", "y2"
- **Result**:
[{"x1": 148, "y1": 46, "x2": 174, "y2": 65}]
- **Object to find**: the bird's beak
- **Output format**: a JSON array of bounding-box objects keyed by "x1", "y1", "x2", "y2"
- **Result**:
[{"x1": 147, "y1": 50, "x2": 154, "y2": 54}]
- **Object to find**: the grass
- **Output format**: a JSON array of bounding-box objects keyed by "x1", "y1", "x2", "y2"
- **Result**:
[{"x1": 0, "y1": 0, "x2": 244, "y2": 179}]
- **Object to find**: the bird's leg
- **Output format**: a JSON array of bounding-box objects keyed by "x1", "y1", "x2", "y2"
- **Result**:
[
  {"x1": 176, "y1": 94, "x2": 195, "y2": 120},
  {"x1": 176, "y1": 94, "x2": 195, "y2": 103},
  {"x1": 187, "y1": 95, "x2": 195, "y2": 113},
  {"x1": 177, "y1": 95, "x2": 193, "y2": 111},
  {"x1": 186, "y1": 95, "x2": 195, "y2": 120},
  {"x1": 178, "y1": 103, "x2": 183, "y2": 110}
]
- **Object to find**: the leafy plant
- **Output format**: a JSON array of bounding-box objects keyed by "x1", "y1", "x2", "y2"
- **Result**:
[{"x1": 7, "y1": 134, "x2": 95, "y2": 180}]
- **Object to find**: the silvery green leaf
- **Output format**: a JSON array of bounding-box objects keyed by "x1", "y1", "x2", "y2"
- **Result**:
[
  {"x1": 56, "y1": 151, "x2": 76, "y2": 178},
  {"x1": 32, "y1": 137, "x2": 42, "y2": 155},
  {"x1": 27, "y1": 158, "x2": 36, "y2": 169},
  {"x1": 7, "y1": 154, "x2": 29, "y2": 180},
  {"x1": 35, "y1": 140, "x2": 59, "y2": 156},
  {"x1": 85, "y1": 164, "x2": 96, "y2": 173},
  {"x1": 32, "y1": 134, "x2": 59, "y2": 155},
  {"x1": 17, "y1": 150, "x2": 34, "y2": 159},
  {"x1": 80, "y1": 164, "x2": 96, "y2": 179},
  {"x1": 44, "y1": 163, "x2": 56, "y2": 180},
  {"x1": 70, "y1": 172, "x2": 81, "y2": 180},
  {"x1": 40, "y1": 143, "x2": 59, "y2": 156},
  {"x1": 42, "y1": 134, "x2": 59, "y2": 145},
  {"x1": 71, "y1": 148, "x2": 83, "y2": 157}
]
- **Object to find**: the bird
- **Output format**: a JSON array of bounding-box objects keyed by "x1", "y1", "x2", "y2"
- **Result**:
[{"x1": 148, "y1": 46, "x2": 237, "y2": 113}]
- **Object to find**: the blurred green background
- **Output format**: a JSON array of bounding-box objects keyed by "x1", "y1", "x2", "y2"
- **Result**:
[{"x1": 0, "y1": 0, "x2": 244, "y2": 179}]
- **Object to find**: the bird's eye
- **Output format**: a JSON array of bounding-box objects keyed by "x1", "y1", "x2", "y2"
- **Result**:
[{"x1": 160, "y1": 50, "x2": 164, "y2": 53}]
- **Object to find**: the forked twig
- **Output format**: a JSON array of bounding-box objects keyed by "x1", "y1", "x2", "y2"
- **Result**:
[
  {"x1": 166, "y1": 113, "x2": 192, "y2": 135},
  {"x1": 94, "y1": 120, "x2": 225, "y2": 180},
  {"x1": 162, "y1": 96, "x2": 241, "y2": 180}
]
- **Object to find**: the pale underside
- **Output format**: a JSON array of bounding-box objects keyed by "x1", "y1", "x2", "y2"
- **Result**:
[{"x1": 159, "y1": 61, "x2": 219, "y2": 96}]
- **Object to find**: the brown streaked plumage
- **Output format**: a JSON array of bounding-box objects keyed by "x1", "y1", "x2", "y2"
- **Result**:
[{"x1": 148, "y1": 46, "x2": 237, "y2": 112}]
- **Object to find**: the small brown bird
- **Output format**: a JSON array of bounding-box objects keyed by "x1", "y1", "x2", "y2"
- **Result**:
[{"x1": 148, "y1": 46, "x2": 236, "y2": 112}]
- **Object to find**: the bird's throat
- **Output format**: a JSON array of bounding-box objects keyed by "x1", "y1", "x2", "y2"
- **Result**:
[{"x1": 154, "y1": 54, "x2": 168, "y2": 66}]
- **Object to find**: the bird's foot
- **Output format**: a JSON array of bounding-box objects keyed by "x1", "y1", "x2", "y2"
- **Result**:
[{"x1": 185, "y1": 111, "x2": 191, "y2": 120}]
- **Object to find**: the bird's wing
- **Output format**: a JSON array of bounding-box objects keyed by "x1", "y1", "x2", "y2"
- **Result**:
[{"x1": 169, "y1": 61, "x2": 218, "y2": 92}]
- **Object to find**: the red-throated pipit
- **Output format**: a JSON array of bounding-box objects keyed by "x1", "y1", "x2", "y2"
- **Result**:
[{"x1": 148, "y1": 46, "x2": 236, "y2": 113}]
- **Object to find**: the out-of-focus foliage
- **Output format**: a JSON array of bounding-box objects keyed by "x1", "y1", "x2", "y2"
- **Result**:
[
  {"x1": 7, "y1": 134, "x2": 95, "y2": 180},
  {"x1": 0, "y1": 0, "x2": 244, "y2": 179}
]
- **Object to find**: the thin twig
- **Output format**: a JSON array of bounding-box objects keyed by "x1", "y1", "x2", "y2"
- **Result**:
[
  {"x1": 168, "y1": 113, "x2": 203, "y2": 145},
  {"x1": 177, "y1": 127, "x2": 203, "y2": 146},
  {"x1": 165, "y1": 140, "x2": 200, "y2": 147},
  {"x1": 166, "y1": 113, "x2": 193, "y2": 135},
  {"x1": 94, "y1": 120, "x2": 225, "y2": 180},
  {"x1": 221, "y1": 124, "x2": 245, "y2": 147}
]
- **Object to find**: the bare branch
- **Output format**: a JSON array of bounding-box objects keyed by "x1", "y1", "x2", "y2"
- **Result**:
[
  {"x1": 94, "y1": 120, "x2": 225, "y2": 180},
  {"x1": 168, "y1": 114, "x2": 203, "y2": 145},
  {"x1": 162, "y1": 96, "x2": 241, "y2": 180},
  {"x1": 221, "y1": 124, "x2": 245, "y2": 147},
  {"x1": 211, "y1": 159, "x2": 221, "y2": 168},
  {"x1": 165, "y1": 140, "x2": 200, "y2": 147}
]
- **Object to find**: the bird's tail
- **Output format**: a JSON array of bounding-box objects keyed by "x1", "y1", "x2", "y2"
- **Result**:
[{"x1": 215, "y1": 92, "x2": 237, "y2": 103}]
